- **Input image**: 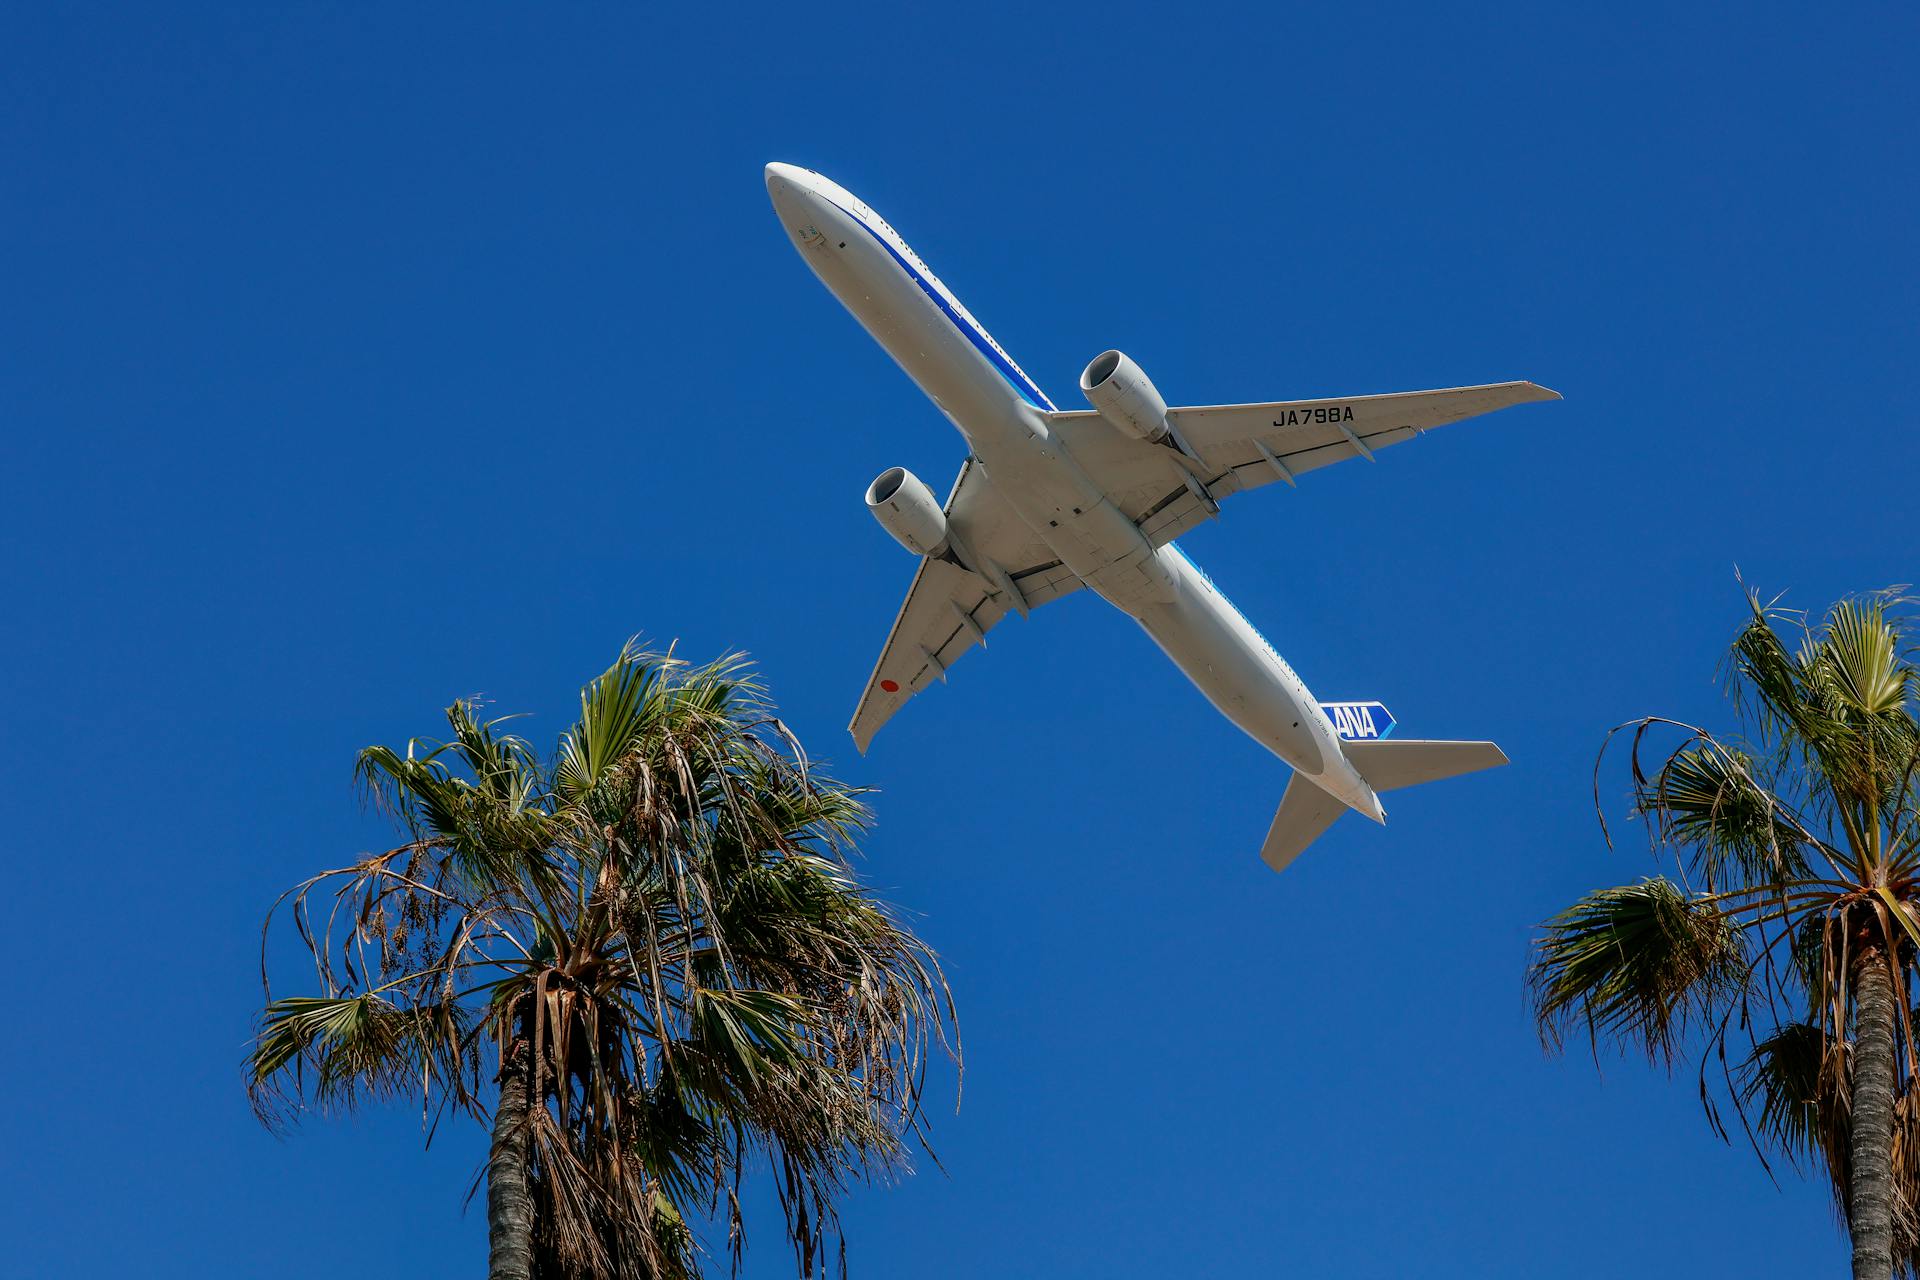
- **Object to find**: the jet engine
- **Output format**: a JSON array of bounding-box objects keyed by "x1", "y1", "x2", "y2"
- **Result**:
[
  {"x1": 1079, "y1": 350, "x2": 1171, "y2": 442},
  {"x1": 865, "y1": 466, "x2": 949, "y2": 557}
]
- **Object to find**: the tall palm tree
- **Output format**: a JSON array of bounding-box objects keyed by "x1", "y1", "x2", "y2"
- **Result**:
[
  {"x1": 250, "y1": 645, "x2": 955, "y2": 1279},
  {"x1": 1529, "y1": 590, "x2": 1920, "y2": 1280}
]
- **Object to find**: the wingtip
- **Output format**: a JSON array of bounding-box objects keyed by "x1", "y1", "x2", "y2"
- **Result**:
[
  {"x1": 1454, "y1": 740, "x2": 1513, "y2": 768},
  {"x1": 1524, "y1": 381, "x2": 1563, "y2": 402}
]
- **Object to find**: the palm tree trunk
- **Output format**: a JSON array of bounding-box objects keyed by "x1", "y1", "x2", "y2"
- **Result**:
[
  {"x1": 488, "y1": 1043, "x2": 535, "y2": 1280},
  {"x1": 1851, "y1": 946, "x2": 1898, "y2": 1280}
]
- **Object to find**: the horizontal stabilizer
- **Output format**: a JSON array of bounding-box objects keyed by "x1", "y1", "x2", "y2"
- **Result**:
[
  {"x1": 1342, "y1": 738, "x2": 1508, "y2": 792},
  {"x1": 1260, "y1": 773, "x2": 1349, "y2": 873},
  {"x1": 1260, "y1": 739, "x2": 1508, "y2": 874}
]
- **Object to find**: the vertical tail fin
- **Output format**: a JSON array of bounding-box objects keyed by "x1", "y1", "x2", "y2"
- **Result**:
[{"x1": 1260, "y1": 773, "x2": 1349, "y2": 873}]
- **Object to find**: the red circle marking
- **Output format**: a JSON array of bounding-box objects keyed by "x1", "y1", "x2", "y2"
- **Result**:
[{"x1": 880, "y1": 679, "x2": 900, "y2": 693}]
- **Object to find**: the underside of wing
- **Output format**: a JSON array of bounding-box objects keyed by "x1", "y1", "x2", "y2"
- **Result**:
[
  {"x1": 849, "y1": 459, "x2": 1079, "y2": 751},
  {"x1": 1048, "y1": 381, "x2": 1559, "y2": 546}
]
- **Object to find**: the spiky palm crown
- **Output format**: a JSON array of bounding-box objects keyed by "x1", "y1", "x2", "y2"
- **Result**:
[
  {"x1": 250, "y1": 644, "x2": 955, "y2": 1279},
  {"x1": 1530, "y1": 590, "x2": 1920, "y2": 1263}
]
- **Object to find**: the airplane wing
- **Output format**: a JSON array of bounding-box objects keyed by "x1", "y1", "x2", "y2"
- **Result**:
[
  {"x1": 1045, "y1": 381, "x2": 1559, "y2": 547},
  {"x1": 850, "y1": 458, "x2": 1081, "y2": 751}
]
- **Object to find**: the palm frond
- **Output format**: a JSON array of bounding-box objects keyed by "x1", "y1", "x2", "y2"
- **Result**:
[
  {"x1": 1530, "y1": 878, "x2": 1749, "y2": 1064},
  {"x1": 444, "y1": 700, "x2": 539, "y2": 811},
  {"x1": 555, "y1": 640, "x2": 663, "y2": 806},
  {"x1": 1736, "y1": 1019, "x2": 1840, "y2": 1168},
  {"x1": 1650, "y1": 743, "x2": 1815, "y2": 887},
  {"x1": 249, "y1": 993, "x2": 477, "y2": 1126},
  {"x1": 1822, "y1": 596, "x2": 1915, "y2": 720},
  {"x1": 1728, "y1": 590, "x2": 1853, "y2": 760}
]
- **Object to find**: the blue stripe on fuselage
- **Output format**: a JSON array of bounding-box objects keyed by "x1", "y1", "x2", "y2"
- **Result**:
[
  {"x1": 1170, "y1": 542, "x2": 1212, "y2": 587},
  {"x1": 1170, "y1": 542, "x2": 1288, "y2": 663},
  {"x1": 827, "y1": 200, "x2": 1056, "y2": 411}
]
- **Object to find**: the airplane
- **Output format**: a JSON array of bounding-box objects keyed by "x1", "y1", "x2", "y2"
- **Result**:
[{"x1": 764, "y1": 162, "x2": 1559, "y2": 872}]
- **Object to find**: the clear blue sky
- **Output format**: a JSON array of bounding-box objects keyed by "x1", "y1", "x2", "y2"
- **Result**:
[{"x1": 4, "y1": 3, "x2": 1917, "y2": 1275}]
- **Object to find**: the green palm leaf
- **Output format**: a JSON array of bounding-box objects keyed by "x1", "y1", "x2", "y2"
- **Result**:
[
  {"x1": 1823, "y1": 597, "x2": 1914, "y2": 719},
  {"x1": 1530, "y1": 878, "x2": 1749, "y2": 1063},
  {"x1": 1653, "y1": 744, "x2": 1813, "y2": 886},
  {"x1": 555, "y1": 640, "x2": 678, "y2": 806}
]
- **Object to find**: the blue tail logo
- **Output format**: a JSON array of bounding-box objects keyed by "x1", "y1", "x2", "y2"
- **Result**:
[{"x1": 1320, "y1": 701, "x2": 1396, "y2": 741}]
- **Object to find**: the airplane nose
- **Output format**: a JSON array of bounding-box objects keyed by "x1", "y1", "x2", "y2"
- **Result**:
[
  {"x1": 764, "y1": 161, "x2": 803, "y2": 193},
  {"x1": 764, "y1": 162, "x2": 809, "y2": 219},
  {"x1": 764, "y1": 163, "x2": 833, "y2": 250}
]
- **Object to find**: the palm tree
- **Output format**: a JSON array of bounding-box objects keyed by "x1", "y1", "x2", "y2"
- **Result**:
[
  {"x1": 1529, "y1": 590, "x2": 1920, "y2": 1280},
  {"x1": 250, "y1": 645, "x2": 955, "y2": 1279}
]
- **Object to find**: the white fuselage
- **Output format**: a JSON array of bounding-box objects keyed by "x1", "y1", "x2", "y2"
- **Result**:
[{"x1": 766, "y1": 164, "x2": 1382, "y2": 819}]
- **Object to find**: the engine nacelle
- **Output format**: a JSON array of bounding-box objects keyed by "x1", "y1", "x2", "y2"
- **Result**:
[
  {"x1": 865, "y1": 466, "x2": 949, "y2": 558},
  {"x1": 1079, "y1": 349, "x2": 1170, "y2": 442}
]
